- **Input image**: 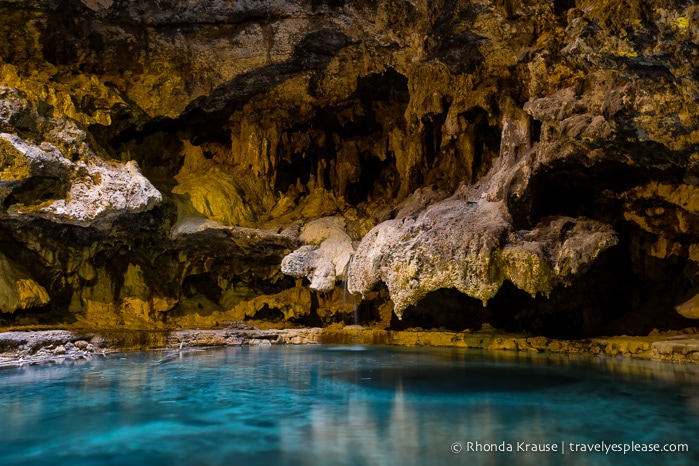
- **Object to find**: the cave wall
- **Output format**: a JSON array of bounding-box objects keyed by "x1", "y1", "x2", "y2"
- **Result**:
[{"x1": 0, "y1": 0, "x2": 698, "y2": 337}]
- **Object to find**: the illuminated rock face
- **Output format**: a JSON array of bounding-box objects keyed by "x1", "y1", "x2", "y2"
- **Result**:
[{"x1": 0, "y1": 0, "x2": 697, "y2": 337}]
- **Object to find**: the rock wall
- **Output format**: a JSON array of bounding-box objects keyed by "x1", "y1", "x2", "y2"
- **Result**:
[{"x1": 0, "y1": 0, "x2": 697, "y2": 338}]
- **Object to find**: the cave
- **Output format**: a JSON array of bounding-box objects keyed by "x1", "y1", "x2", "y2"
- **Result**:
[
  {"x1": 2, "y1": 0, "x2": 699, "y2": 463},
  {"x1": 272, "y1": 68, "x2": 409, "y2": 203},
  {"x1": 0, "y1": 0, "x2": 697, "y2": 358},
  {"x1": 390, "y1": 288, "x2": 486, "y2": 332}
]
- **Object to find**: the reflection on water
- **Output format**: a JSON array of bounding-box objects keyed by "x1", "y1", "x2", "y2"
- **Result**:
[
  {"x1": 0, "y1": 346, "x2": 698, "y2": 466},
  {"x1": 334, "y1": 366, "x2": 580, "y2": 394}
]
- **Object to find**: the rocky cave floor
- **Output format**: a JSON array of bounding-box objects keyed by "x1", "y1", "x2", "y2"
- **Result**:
[{"x1": 3, "y1": 323, "x2": 699, "y2": 367}]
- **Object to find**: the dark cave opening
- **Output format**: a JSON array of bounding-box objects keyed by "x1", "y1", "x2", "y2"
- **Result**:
[
  {"x1": 422, "y1": 96, "x2": 452, "y2": 170},
  {"x1": 461, "y1": 107, "x2": 502, "y2": 182},
  {"x1": 485, "y1": 244, "x2": 637, "y2": 339},
  {"x1": 0, "y1": 304, "x2": 77, "y2": 328},
  {"x1": 374, "y1": 235, "x2": 696, "y2": 339},
  {"x1": 389, "y1": 288, "x2": 487, "y2": 332},
  {"x1": 274, "y1": 68, "x2": 409, "y2": 204},
  {"x1": 3, "y1": 176, "x2": 71, "y2": 209},
  {"x1": 274, "y1": 141, "x2": 314, "y2": 196},
  {"x1": 346, "y1": 153, "x2": 400, "y2": 205},
  {"x1": 356, "y1": 68, "x2": 410, "y2": 109},
  {"x1": 181, "y1": 274, "x2": 222, "y2": 304},
  {"x1": 511, "y1": 160, "x2": 663, "y2": 229},
  {"x1": 247, "y1": 305, "x2": 284, "y2": 323},
  {"x1": 502, "y1": 158, "x2": 699, "y2": 337},
  {"x1": 346, "y1": 153, "x2": 384, "y2": 205}
]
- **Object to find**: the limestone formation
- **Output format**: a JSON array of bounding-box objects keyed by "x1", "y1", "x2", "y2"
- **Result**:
[
  {"x1": 0, "y1": 90, "x2": 161, "y2": 225},
  {"x1": 0, "y1": 252, "x2": 50, "y2": 313},
  {"x1": 348, "y1": 194, "x2": 617, "y2": 316},
  {"x1": 0, "y1": 0, "x2": 697, "y2": 340},
  {"x1": 281, "y1": 216, "x2": 355, "y2": 291}
]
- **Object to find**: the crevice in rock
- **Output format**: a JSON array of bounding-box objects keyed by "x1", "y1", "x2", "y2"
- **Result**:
[
  {"x1": 389, "y1": 288, "x2": 486, "y2": 332},
  {"x1": 461, "y1": 107, "x2": 502, "y2": 183},
  {"x1": 273, "y1": 68, "x2": 409, "y2": 203},
  {"x1": 511, "y1": 160, "x2": 670, "y2": 229},
  {"x1": 247, "y1": 304, "x2": 284, "y2": 323},
  {"x1": 0, "y1": 304, "x2": 77, "y2": 328},
  {"x1": 3, "y1": 176, "x2": 71, "y2": 209},
  {"x1": 181, "y1": 274, "x2": 222, "y2": 305},
  {"x1": 553, "y1": 0, "x2": 576, "y2": 18}
]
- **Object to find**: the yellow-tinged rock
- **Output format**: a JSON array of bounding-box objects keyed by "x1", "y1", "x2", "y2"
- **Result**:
[
  {"x1": 15, "y1": 279, "x2": 50, "y2": 309},
  {"x1": 501, "y1": 246, "x2": 554, "y2": 298},
  {"x1": 690, "y1": 244, "x2": 699, "y2": 263},
  {"x1": 677, "y1": 294, "x2": 699, "y2": 319},
  {"x1": 173, "y1": 167, "x2": 254, "y2": 226},
  {"x1": 0, "y1": 136, "x2": 31, "y2": 182},
  {"x1": 0, "y1": 252, "x2": 50, "y2": 313}
]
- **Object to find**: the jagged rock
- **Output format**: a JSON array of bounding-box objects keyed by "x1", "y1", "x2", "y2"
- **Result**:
[
  {"x1": 281, "y1": 216, "x2": 354, "y2": 291},
  {"x1": 0, "y1": 91, "x2": 161, "y2": 225},
  {"x1": 0, "y1": 251, "x2": 50, "y2": 313},
  {"x1": 348, "y1": 194, "x2": 617, "y2": 316}
]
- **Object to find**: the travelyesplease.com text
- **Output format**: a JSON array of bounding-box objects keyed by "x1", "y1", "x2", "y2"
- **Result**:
[{"x1": 450, "y1": 441, "x2": 689, "y2": 455}]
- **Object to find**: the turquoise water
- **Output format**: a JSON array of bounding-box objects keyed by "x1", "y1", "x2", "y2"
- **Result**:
[{"x1": 1, "y1": 345, "x2": 698, "y2": 466}]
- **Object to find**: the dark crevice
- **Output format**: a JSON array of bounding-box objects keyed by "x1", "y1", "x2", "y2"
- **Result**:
[
  {"x1": 181, "y1": 274, "x2": 222, "y2": 303},
  {"x1": 346, "y1": 154, "x2": 400, "y2": 205},
  {"x1": 247, "y1": 305, "x2": 284, "y2": 322},
  {"x1": 273, "y1": 68, "x2": 408, "y2": 203},
  {"x1": 530, "y1": 118, "x2": 542, "y2": 144},
  {"x1": 3, "y1": 176, "x2": 71, "y2": 208},
  {"x1": 553, "y1": 0, "x2": 576, "y2": 17},
  {"x1": 422, "y1": 96, "x2": 451, "y2": 170},
  {"x1": 390, "y1": 288, "x2": 486, "y2": 332},
  {"x1": 510, "y1": 160, "x2": 672, "y2": 229},
  {"x1": 485, "y1": 244, "x2": 635, "y2": 338},
  {"x1": 0, "y1": 304, "x2": 77, "y2": 328},
  {"x1": 461, "y1": 107, "x2": 501, "y2": 182}
]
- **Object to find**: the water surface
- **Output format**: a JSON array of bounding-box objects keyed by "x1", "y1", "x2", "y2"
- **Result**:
[{"x1": 1, "y1": 345, "x2": 698, "y2": 465}]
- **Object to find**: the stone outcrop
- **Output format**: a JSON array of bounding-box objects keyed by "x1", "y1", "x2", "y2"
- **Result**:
[
  {"x1": 0, "y1": 88, "x2": 161, "y2": 225},
  {"x1": 282, "y1": 216, "x2": 355, "y2": 291},
  {"x1": 0, "y1": 0, "x2": 697, "y2": 341},
  {"x1": 0, "y1": 251, "x2": 50, "y2": 313},
  {"x1": 348, "y1": 195, "x2": 617, "y2": 316}
]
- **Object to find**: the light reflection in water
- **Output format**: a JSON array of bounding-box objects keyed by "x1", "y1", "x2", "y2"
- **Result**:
[{"x1": 0, "y1": 346, "x2": 698, "y2": 466}]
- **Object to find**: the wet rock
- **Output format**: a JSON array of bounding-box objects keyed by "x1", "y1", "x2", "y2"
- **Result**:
[
  {"x1": 0, "y1": 331, "x2": 114, "y2": 367},
  {"x1": 74, "y1": 340, "x2": 89, "y2": 350}
]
